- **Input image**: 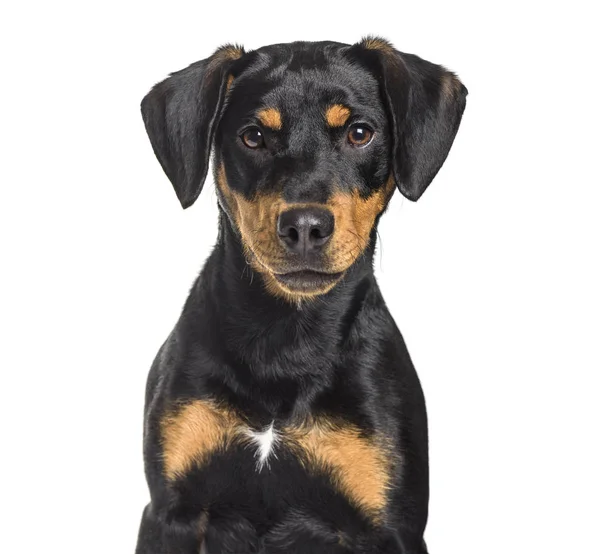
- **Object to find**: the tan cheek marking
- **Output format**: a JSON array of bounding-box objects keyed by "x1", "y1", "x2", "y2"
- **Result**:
[
  {"x1": 217, "y1": 165, "x2": 283, "y2": 262},
  {"x1": 218, "y1": 166, "x2": 308, "y2": 302},
  {"x1": 326, "y1": 177, "x2": 395, "y2": 272},
  {"x1": 160, "y1": 400, "x2": 246, "y2": 480},
  {"x1": 285, "y1": 420, "x2": 393, "y2": 519},
  {"x1": 224, "y1": 178, "x2": 340, "y2": 302},
  {"x1": 257, "y1": 107, "x2": 282, "y2": 130},
  {"x1": 325, "y1": 104, "x2": 351, "y2": 127}
]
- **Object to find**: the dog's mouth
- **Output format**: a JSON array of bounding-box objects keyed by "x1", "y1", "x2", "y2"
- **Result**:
[
  {"x1": 247, "y1": 248, "x2": 348, "y2": 297},
  {"x1": 272, "y1": 270, "x2": 344, "y2": 293}
]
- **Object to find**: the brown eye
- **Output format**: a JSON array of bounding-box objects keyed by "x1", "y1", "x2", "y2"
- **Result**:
[
  {"x1": 241, "y1": 127, "x2": 265, "y2": 149},
  {"x1": 347, "y1": 124, "x2": 374, "y2": 147}
]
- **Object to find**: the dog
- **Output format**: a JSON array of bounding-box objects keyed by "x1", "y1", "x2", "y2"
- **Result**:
[{"x1": 135, "y1": 37, "x2": 467, "y2": 553}]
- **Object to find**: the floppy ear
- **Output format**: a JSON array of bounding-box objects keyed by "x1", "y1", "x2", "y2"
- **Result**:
[
  {"x1": 354, "y1": 38, "x2": 467, "y2": 201},
  {"x1": 141, "y1": 45, "x2": 244, "y2": 209}
]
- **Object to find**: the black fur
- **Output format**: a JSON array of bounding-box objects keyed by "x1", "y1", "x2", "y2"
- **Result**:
[{"x1": 136, "y1": 38, "x2": 467, "y2": 553}]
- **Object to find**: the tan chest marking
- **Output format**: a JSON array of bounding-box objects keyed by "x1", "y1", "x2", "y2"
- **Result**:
[
  {"x1": 161, "y1": 400, "x2": 284, "y2": 479},
  {"x1": 161, "y1": 402, "x2": 394, "y2": 520},
  {"x1": 160, "y1": 400, "x2": 246, "y2": 480},
  {"x1": 285, "y1": 419, "x2": 393, "y2": 518}
]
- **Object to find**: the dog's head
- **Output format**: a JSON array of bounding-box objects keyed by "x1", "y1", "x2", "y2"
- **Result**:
[{"x1": 142, "y1": 38, "x2": 467, "y2": 301}]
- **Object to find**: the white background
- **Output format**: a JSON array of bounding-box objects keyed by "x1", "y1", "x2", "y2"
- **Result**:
[{"x1": 1, "y1": 1, "x2": 599, "y2": 552}]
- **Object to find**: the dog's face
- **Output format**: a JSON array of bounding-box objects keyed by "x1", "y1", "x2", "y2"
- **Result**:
[
  {"x1": 142, "y1": 39, "x2": 467, "y2": 301},
  {"x1": 214, "y1": 43, "x2": 394, "y2": 298}
]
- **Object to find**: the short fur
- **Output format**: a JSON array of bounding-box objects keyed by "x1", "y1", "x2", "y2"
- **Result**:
[{"x1": 136, "y1": 37, "x2": 467, "y2": 553}]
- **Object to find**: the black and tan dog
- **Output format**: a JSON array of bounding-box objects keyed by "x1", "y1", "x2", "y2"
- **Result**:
[{"x1": 136, "y1": 38, "x2": 467, "y2": 553}]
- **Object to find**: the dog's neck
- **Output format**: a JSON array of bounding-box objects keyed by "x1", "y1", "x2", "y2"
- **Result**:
[
  {"x1": 191, "y1": 211, "x2": 377, "y2": 374},
  {"x1": 178, "y1": 212, "x2": 383, "y2": 418}
]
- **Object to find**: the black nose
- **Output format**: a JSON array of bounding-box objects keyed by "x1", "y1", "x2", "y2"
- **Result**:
[{"x1": 277, "y1": 207, "x2": 335, "y2": 254}]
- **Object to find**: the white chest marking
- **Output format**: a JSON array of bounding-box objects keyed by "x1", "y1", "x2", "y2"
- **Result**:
[{"x1": 245, "y1": 422, "x2": 279, "y2": 471}]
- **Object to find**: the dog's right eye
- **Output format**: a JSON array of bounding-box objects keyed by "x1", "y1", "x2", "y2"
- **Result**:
[{"x1": 241, "y1": 127, "x2": 265, "y2": 149}]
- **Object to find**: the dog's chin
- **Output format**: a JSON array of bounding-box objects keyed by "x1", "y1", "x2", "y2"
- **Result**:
[{"x1": 271, "y1": 269, "x2": 344, "y2": 295}]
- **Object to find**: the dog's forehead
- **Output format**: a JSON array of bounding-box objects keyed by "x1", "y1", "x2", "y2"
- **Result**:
[{"x1": 232, "y1": 42, "x2": 382, "y2": 116}]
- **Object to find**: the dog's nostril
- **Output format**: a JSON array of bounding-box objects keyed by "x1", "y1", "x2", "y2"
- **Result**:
[
  {"x1": 277, "y1": 207, "x2": 334, "y2": 254},
  {"x1": 310, "y1": 227, "x2": 322, "y2": 240}
]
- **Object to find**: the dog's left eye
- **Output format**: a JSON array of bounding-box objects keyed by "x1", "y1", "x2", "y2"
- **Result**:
[
  {"x1": 347, "y1": 124, "x2": 374, "y2": 147},
  {"x1": 241, "y1": 127, "x2": 265, "y2": 149}
]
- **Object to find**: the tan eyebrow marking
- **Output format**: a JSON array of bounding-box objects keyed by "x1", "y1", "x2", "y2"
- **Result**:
[
  {"x1": 257, "y1": 108, "x2": 282, "y2": 130},
  {"x1": 325, "y1": 104, "x2": 351, "y2": 127}
]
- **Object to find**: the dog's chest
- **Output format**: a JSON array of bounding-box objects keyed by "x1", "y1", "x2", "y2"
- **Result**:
[
  {"x1": 160, "y1": 399, "x2": 392, "y2": 520},
  {"x1": 243, "y1": 423, "x2": 279, "y2": 469}
]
